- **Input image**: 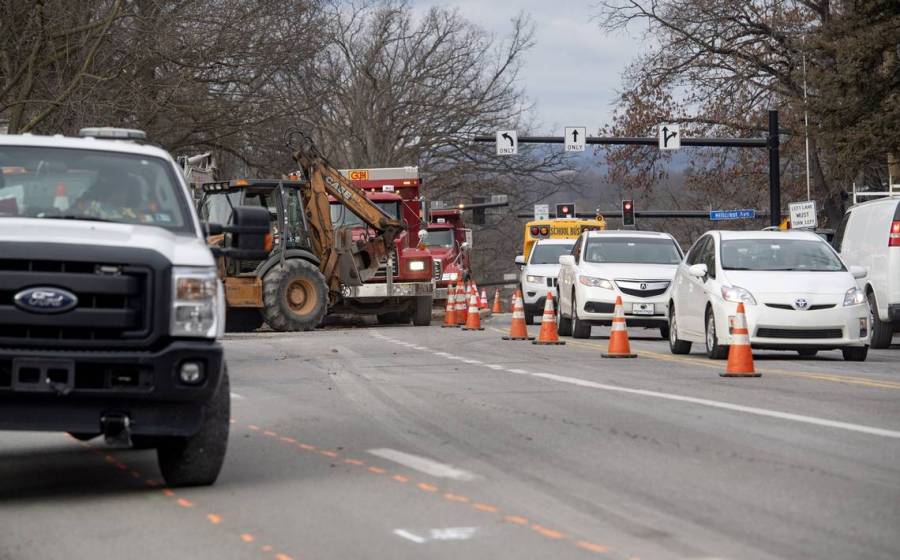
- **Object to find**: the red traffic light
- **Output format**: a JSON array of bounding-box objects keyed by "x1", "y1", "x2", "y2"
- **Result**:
[{"x1": 624, "y1": 201, "x2": 632, "y2": 210}]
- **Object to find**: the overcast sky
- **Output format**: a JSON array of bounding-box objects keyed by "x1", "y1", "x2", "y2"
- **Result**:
[{"x1": 411, "y1": 1, "x2": 648, "y2": 135}]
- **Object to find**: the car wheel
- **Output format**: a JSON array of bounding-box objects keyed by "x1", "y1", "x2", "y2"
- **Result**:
[
  {"x1": 705, "y1": 307, "x2": 729, "y2": 360},
  {"x1": 659, "y1": 324, "x2": 670, "y2": 340},
  {"x1": 868, "y1": 292, "x2": 893, "y2": 349},
  {"x1": 668, "y1": 307, "x2": 692, "y2": 354},
  {"x1": 557, "y1": 295, "x2": 573, "y2": 336},
  {"x1": 797, "y1": 349, "x2": 818, "y2": 358},
  {"x1": 842, "y1": 346, "x2": 868, "y2": 362},
  {"x1": 572, "y1": 294, "x2": 591, "y2": 339}
]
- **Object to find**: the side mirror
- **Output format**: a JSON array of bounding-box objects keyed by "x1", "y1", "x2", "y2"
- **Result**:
[
  {"x1": 203, "y1": 222, "x2": 224, "y2": 236},
  {"x1": 460, "y1": 241, "x2": 470, "y2": 252},
  {"x1": 514, "y1": 255, "x2": 525, "y2": 266},
  {"x1": 849, "y1": 265, "x2": 868, "y2": 279},
  {"x1": 688, "y1": 263, "x2": 708, "y2": 278},
  {"x1": 417, "y1": 230, "x2": 429, "y2": 245},
  {"x1": 558, "y1": 255, "x2": 576, "y2": 266}
]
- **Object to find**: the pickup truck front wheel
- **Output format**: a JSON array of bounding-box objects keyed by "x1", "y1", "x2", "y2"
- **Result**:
[{"x1": 156, "y1": 367, "x2": 230, "y2": 487}]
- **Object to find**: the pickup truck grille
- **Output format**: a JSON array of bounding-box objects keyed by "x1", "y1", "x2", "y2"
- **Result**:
[{"x1": 0, "y1": 258, "x2": 152, "y2": 344}]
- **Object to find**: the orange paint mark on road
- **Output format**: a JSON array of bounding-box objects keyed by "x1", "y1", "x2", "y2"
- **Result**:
[
  {"x1": 263, "y1": 430, "x2": 277, "y2": 437},
  {"x1": 392, "y1": 475, "x2": 409, "y2": 483},
  {"x1": 320, "y1": 450, "x2": 338, "y2": 458},
  {"x1": 344, "y1": 458, "x2": 364, "y2": 465},
  {"x1": 248, "y1": 425, "x2": 260, "y2": 431},
  {"x1": 531, "y1": 524, "x2": 565, "y2": 539},
  {"x1": 130, "y1": 470, "x2": 142, "y2": 479},
  {"x1": 298, "y1": 443, "x2": 316, "y2": 450},
  {"x1": 207, "y1": 514, "x2": 222, "y2": 524},
  {"x1": 473, "y1": 502, "x2": 499, "y2": 513},
  {"x1": 418, "y1": 482, "x2": 438, "y2": 492},
  {"x1": 275, "y1": 554, "x2": 294, "y2": 560},
  {"x1": 444, "y1": 493, "x2": 469, "y2": 503},
  {"x1": 504, "y1": 515, "x2": 528, "y2": 525},
  {"x1": 145, "y1": 479, "x2": 160, "y2": 487},
  {"x1": 261, "y1": 545, "x2": 273, "y2": 552},
  {"x1": 115, "y1": 462, "x2": 128, "y2": 471},
  {"x1": 241, "y1": 533, "x2": 255, "y2": 543},
  {"x1": 177, "y1": 498, "x2": 195, "y2": 508},
  {"x1": 162, "y1": 489, "x2": 176, "y2": 497},
  {"x1": 368, "y1": 466, "x2": 386, "y2": 474},
  {"x1": 105, "y1": 454, "x2": 116, "y2": 463},
  {"x1": 576, "y1": 540, "x2": 609, "y2": 553},
  {"x1": 279, "y1": 436, "x2": 296, "y2": 443}
]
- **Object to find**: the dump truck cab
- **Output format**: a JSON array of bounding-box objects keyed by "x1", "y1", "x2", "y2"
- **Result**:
[{"x1": 424, "y1": 209, "x2": 472, "y2": 302}]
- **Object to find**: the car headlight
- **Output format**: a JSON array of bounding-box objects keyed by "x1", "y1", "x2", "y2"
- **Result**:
[
  {"x1": 526, "y1": 275, "x2": 545, "y2": 284},
  {"x1": 171, "y1": 267, "x2": 218, "y2": 338},
  {"x1": 579, "y1": 276, "x2": 613, "y2": 290},
  {"x1": 721, "y1": 285, "x2": 757, "y2": 305},
  {"x1": 408, "y1": 260, "x2": 427, "y2": 272},
  {"x1": 843, "y1": 287, "x2": 866, "y2": 306}
]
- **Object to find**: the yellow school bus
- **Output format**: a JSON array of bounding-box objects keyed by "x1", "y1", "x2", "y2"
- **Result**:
[{"x1": 522, "y1": 216, "x2": 607, "y2": 260}]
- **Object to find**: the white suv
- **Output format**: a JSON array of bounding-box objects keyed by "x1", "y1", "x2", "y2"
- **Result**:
[
  {"x1": 557, "y1": 231, "x2": 683, "y2": 338},
  {"x1": 833, "y1": 197, "x2": 900, "y2": 348},
  {"x1": 518, "y1": 238, "x2": 575, "y2": 324}
]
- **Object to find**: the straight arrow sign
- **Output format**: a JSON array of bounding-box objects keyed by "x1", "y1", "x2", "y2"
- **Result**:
[
  {"x1": 658, "y1": 124, "x2": 680, "y2": 150},
  {"x1": 565, "y1": 127, "x2": 586, "y2": 152}
]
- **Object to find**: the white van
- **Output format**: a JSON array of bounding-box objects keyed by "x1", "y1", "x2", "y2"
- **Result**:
[{"x1": 833, "y1": 197, "x2": 900, "y2": 347}]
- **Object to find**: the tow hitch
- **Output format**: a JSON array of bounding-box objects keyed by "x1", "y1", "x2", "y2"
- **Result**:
[{"x1": 100, "y1": 413, "x2": 133, "y2": 447}]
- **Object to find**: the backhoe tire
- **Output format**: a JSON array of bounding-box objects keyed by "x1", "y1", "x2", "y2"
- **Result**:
[
  {"x1": 413, "y1": 296, "x2": 433, "y2": 326},
  {"x1": 156, "y1": 367, "x2": 230, "y2": 487},
  {"x1": 225, "y1": 308, "x2": 264, "y2": 333},
  {"x1": 262, "y1": 259, "x2": 327, "y2": 332}
]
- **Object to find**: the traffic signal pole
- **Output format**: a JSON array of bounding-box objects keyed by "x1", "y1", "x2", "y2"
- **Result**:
[{"x1": 474, "y1": 110, "x2": 782, "y2": 227}]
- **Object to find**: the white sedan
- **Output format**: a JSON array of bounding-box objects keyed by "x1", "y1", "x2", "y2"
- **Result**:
[
  {"x1": 557, "y1": 231, "x2": 683, "y2": 338},
  {"x1": 668, "y1": 230, "x2": 870, "y2": 361}
]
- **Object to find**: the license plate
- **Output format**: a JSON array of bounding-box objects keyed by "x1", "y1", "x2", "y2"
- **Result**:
[{"x1": 632, "y1": 303, "x2": 654, "y2": 315}]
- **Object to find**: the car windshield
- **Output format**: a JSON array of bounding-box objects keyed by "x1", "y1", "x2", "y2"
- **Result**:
[
  {"x1": 424, "y1": 228, "x2": 454, "y2": 247},
  {"x1": 584, "y1": 237, "x2": 682, "y2": 264},
  {"x1": 721, "y1": 238, "x2": 845, "y2": 271},
  {"x1": 330, "y1": 201, "x2": 399, "y2": 227},
  {"x1": 0, "y1": 146, "x2": 190, "y2": 232},
  {"x1": 530, "y1": 242, "x2": 574, "y2": 264}
]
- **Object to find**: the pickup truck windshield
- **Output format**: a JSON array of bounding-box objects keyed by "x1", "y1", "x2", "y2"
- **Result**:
[
  {"x1": 721, "y1": 239, "x2": 845, "y2": 271},
  {"x1": 0, "y1": 147, "x2": 191, "y2": 232}
]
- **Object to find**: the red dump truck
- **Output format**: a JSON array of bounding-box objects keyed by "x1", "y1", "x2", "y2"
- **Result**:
[
  {"x1": 335, "y1": 167, "x2": 435, "y2": 325},
  {"x1": 423, "y1": 209, "x2": 472, "y2": 304}
]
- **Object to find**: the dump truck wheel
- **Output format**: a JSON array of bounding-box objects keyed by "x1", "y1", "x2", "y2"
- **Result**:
[
  {"x1": 262, "y1": 259, "x2": 327, "y2": 331},
  {"x1": 225, "y1": 308, "x2": 264, "y2": 332}
]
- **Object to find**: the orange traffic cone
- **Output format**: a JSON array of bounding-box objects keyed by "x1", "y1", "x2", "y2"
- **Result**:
[
  {"x1": 721, "y1": 303, "x2": 759, "y2": 377},
  {"x1": 602, "y1": 296, "x2": 636, "y2": 358},
  {"x1": 441, "y1": 284, "x2": 457, "y2": 328},
  {"x1": 502, "y1": 290, "x2": 534, "y2": 340},
  {"x1": 479, "y1": 289, "x2": 488, "y2": 310},
  {"x1": 492, "y1": 290, "x2": 503, "y2": 314},
  {"x1": 455, "y1": 280, "x2": 468, "y2": 326},
  {"x1": 462, "y1": 288, "x2": 484, "y2": 330},
  {"x1": 53, "y1": 182, "x2": 69, "y2": 212},
  {"x1": 532, "y1": 292, "x2": 565, "y2": 345}
]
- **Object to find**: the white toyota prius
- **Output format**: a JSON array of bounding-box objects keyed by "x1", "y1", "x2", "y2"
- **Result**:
[{"x1": 668, "y1": 230, "x2": 870, "y2": 361}]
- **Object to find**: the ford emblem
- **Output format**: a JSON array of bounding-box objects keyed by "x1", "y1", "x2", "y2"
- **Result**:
[
  {"x1": 793, "y1": 298, "x2": 809, "y2": 310},
  {"x1": 13, "y1": 287, "x2": 79, "y2": 314}
]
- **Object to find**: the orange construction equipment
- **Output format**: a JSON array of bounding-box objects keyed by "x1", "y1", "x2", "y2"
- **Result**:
[
  {"x1": 462, "y1": 288, "x2": 484, "y2": 330},
  {"x1": 502, "y1": 290, "x2": 534, "y2": 340},
  {"x1": 441, "y1": 284, "x2": 457, "y2": 327},
  {"x1": 492, "y1": 289, "x2": 503, "y2": 314},
  {"x1": 602, "y1": 296, "x2": 636, "y2": 358},
  {"x1": 532, "y1": 291, "x2": 565, "y2": 345},
  {"x1": 455, "y1": 279, "x2": 468, "y2": 325},
  {"x1": 721, "y1": 303, "x2": 760, "y2": 377},
  {"x1": 52, "y1": 182, "x2": 69, "y2": 212},
  {"x1": 479, "y1": 289, "x2": 488, "y2": 310}
]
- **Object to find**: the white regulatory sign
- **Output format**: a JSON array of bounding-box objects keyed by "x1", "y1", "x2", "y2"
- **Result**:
[
  {"x1": 496, "y1": 130, "x2": 517, "y2": 155},
  {"x1": 534, "y1": 203, "x2": 549, "y2": 221},
  {"x1": 658, "y1": 124, "x2": 680, "y2": 150},
  {"x1": 789, "y1": 200, "x2": 818, "y2": 229},
  {"x1": 564, "y1": 127, "x2": 586, "y2": 152}
]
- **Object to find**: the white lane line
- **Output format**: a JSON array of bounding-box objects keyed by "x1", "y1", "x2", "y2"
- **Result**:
[
  {"x1": 530, "y1": 373, "x2": 900, "y2": 439},
  {"x1": 394, "y1": 529, "x2": 427, "y2": 544},
  {"x1": 486, "y1": 364, "x2": 504, "y2": 370},
  {"x1": 230, "y1": 392, "x2": 245, "y2": 400},
  {"x1": 413, "y1": 346, "x2": 428, "y2": 351},
  {"x1": 463, "y1": 359, "x2": 482, "y2": 364},
  {"x1": 369, "y1": 448, "x2": 478, "y2": 481},
  {"x1": 507, "y1": 368, "x2": 529, "y2": 374}
]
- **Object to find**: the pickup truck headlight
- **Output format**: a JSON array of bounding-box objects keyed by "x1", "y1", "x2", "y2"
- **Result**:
[
  {"x1": 171, "y1": 267, "x2": 218, "y2": 338},
  {"x1": 721, "y1": 285, "x2": 757, "y2": 305},
  {"x1": 526, "y1": 275, "x2": 545, "y2": 284},
  {"x1": 843, "y1": 287, "x2": 866, "y2": 306},
  {"x1": 408, "y1": 260, "x2": 427, "y2": 272},
  {"x1": 579, "y1": 276, "x2": 613, "y2": 290}
]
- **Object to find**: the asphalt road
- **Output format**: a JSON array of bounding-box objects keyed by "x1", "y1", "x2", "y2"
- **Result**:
[{"x1": 2, "y1": 315, "x2": 899, "y2": 560}]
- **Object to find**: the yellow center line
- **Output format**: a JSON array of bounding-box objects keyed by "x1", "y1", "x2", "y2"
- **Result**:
[{"x1": 487, "y1": 327, "x2": 900, "y2": 390}]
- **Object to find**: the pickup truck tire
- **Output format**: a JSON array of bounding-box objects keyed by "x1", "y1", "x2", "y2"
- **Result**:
[
  {"x1": 413, "y1": 296, "x2": 433, "y2": 326},
  {"x1": 156, "y1": 367, "x2": 230, "y2": 487},
  {"x1": 262, "y1": 259, "x2": 327, "y2": 331},
  {"x1": 225, "y1": 308, "x2": 264, "y2": 332}
]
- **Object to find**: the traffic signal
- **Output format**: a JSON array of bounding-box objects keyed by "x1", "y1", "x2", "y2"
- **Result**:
[
  {"x1": 556, "y1": 203, "x2": 575, "y2": 218},
  {"x1": 622, "y1": 200, "x2": 635, "y2": 226}
]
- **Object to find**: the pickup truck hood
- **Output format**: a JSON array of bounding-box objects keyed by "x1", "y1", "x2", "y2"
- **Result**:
[{"x1": 0, "y1": 218, "x2": 213, "y2": 267}]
